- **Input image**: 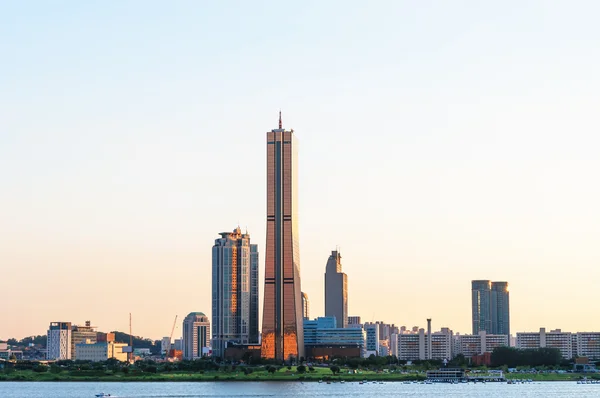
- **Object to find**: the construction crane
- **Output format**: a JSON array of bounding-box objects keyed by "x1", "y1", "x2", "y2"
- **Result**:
[{"x1": 166, "y1": 315, "x2": 178, "y2": 360}]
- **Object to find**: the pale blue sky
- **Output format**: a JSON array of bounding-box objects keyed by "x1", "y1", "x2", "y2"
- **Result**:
[{"x1": 2, "y1": 1, "x2": 600, "y2": 339}]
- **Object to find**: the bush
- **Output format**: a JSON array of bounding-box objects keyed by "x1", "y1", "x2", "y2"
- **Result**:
[
  {"x1": 308, "y1": 366, "x2": 315, "y2": 372},
  {"x1": 33, "y1": 365, "x2": 49, "y2": 373},
  {"x1": 267, "y1": 366, "x2": 276, "y2": 374},
  {"x1": 296, "y1": 365, "x2": 306, "y2": 374},
  {"x1": 50, "y1": 366, "x2": 62, "y2": 374}
]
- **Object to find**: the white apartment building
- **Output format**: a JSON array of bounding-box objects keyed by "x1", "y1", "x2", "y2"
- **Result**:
[
  {"x1": 574, "y1": 333, "x2": 600, "y2": 360},
  {"x1": 396, "y1": 327, "x2": 453, "y2": 361},
  {"x1": 517, "y1": 328, "x2": 600, "y2": 360},
  {"x1": 47, "y1": 322, "x2": 72, "y2": 360},
  {"x1": 454, "y1": 331, "x2": 508, "y2": 357},
  {"x1": 516, "y1": 328, "x2": 572, "y2": 359}
]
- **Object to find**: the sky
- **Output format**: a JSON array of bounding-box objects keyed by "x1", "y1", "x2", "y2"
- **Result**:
[{"x1": 1, "y1": 0, "x2": 600, "y2": 341}]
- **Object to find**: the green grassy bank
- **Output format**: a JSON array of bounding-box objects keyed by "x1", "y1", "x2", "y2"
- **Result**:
[{"x1": 1, "y1": 367, "x2": 595, "y2": 382}]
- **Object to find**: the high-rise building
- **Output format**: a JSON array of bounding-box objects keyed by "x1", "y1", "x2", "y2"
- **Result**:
[
  {"x1": 261, "y1": 113, "x2": 304, "y2": 361},
  {"x1": 182, "y1": 312, "x2": 210, "y2": 360},
  {"x1": 364, "y1": 323, "x2": 380, "y2": 355},
  {"x1": 212, "y1": 227, "x2": 259, "y2": 358},
  {"x1": 324, "y1": 250, "x2": 348, "y2": 329},
  {"x1": 472, "y1": 280, "x2": 492, "y2": 334},
  {"x1": 302, "y1": 292, "x2": 309, "y2": 320},
  {"x1": 491, "y1": 282, "x2": 510, "y2": 336},
  {"x1": 47, "y1": 322, "x2": 72, "y2": 360},
  {"x1": 472, "y1": 280, "x2": 510, "y2": 336},
  {"x1": 71, "y1": 321, "x2": 97, "y2": 360}
]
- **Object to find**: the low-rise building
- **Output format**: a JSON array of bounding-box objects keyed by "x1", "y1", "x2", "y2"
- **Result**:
[
  {"x1": 304, "y1": 317, "x2": 364, "y2": 359},
  {"x1": 71, "y1": 321, "x2": 97, "y2": 360},
  {"x1": 76, "y1": 340, "x2": 128, "y2": 362}
]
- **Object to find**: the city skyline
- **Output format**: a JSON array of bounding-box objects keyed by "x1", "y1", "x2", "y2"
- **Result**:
[{"x1": 3, "y1": 1, "x2": 600, "y2": 340}]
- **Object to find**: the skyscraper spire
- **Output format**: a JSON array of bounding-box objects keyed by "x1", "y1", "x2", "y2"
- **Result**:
[{"x1": 279, "y1": 110, "x2": 282, "y2": 129}]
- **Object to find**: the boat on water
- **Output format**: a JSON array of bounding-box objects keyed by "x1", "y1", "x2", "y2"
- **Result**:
[{"x1": 95, "y1": 394, "x2": 112, "y2": 398}]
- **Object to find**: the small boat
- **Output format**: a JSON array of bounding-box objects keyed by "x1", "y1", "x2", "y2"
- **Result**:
[
  {"x1": 95, "y1": 394, "x2": 111, "y2": 398},
  {"x1": 340, "y1": 380, "x2": 345, "y2": 384},
  {"x1": 318, "y1": 380, "x2": 323, "y2": 383}
]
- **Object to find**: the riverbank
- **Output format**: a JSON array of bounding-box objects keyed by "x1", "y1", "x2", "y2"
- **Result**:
[{"x1": 0, "y1": 368, "x2": 592, "y2": 382}]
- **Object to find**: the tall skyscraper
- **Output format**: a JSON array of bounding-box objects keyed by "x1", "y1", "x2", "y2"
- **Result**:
[
  {"x1": 472, "y1": 280, "x2": 492, "y2": 334},
  {"x1": 472, "y1": 280, "x2": 510, "y2": 336},
  {"x1": 325, "y1": 250, "x2": 348, "y2": 328},
  {"x1": 491, "y1": 281, "x2": 510, "y2": 336},
  {"x1": 261, "y1": 112, "x2": 304, "y2": 361},
  {"x1": 212, "y1": 227, "x2": 259, "y2": 358},
  {"x1": 47, "y1": 322, "x2": 72, "y2": 360},
  {"x1": 302, "y1": 292, "x2": 309, "y2": 320},
  {"x1": 182, "y1": 312, "x2": 210, "y2": 359}
]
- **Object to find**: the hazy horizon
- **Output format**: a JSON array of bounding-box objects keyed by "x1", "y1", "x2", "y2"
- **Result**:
[{"x1": 2, "y1": 0, "x2": 600, "y2": 340}]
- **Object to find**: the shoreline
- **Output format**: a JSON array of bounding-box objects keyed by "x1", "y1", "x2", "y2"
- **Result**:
[{"x1": 0, "y1": 374, "x2": 590, "y2": 383}]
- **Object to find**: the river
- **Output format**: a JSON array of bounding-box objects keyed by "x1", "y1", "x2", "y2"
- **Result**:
[{"x1": 1, "y1": 381, "x2": 599, "y2": 397}]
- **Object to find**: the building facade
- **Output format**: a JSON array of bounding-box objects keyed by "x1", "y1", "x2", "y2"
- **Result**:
[
  {"x1": 75, "y1": 341, "x2": 128, "y2": 362},
  {"x1": 47, "y1": 322, "x2": 72, "y2": 360},
  {"x1": 212, "y1": 227, "x2": 259, "y2": 358},
  {"x1": 261, "y1": 113, "x2": 304, "y2": 361},
  {"x1": 303, "y1": 317, "x2": 364, "y2": 359},
  {"x1": 491, "y1": 282, "x2": 510, "y2": 336},
  {"x1": 348, "y1": 316, "x2": 362, "y2": 327},
  {"x1": 395, "y1": 327, "x2": 453, "y2": 361},
  {"x1": 324, "y1": 250, "x2": 348, "y2": 329},
  {"x1": 302, "y1": 292, "x2": 309, "y2": 320},
  {"x1": 574, "y1": 332, "x2": 600, "y2": 360},
  {"x1": 71, "y1": 321, "x2": 97, "y2": 360},
  {"x1": 454, "y1": 331, "x2": 509, "y2": 357},
  {"x1": 182, "y1": 312, "x2": 211, "y2": 360},
  {"x1": 472, "y1": 280, "x2": 510, "y2": 336},
  {"x1": 364, "y1": 323, "x2": 380, "y2": 355}
]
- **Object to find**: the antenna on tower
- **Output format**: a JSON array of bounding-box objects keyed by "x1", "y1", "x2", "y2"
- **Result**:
[{"x1": 279, "y1": 110, "x2": 282, "y2": 129}]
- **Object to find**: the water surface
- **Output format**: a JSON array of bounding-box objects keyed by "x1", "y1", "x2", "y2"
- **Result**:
[{"x1": 1, "y1": 381, "x2": 599, "y2": 398}]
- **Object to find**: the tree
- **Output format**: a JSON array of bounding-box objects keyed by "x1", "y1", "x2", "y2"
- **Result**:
[
  {"x1": 330, "y1": 365, "x2": 340, "y2": 375},
  {"x1": 33, "y1": 364, "x2": 49, "y2": 373},
  {"x1": 267, "y1": 366, "x2": 276, "y2": 374}
]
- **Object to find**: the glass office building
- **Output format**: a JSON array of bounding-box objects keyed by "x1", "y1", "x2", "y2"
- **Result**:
[
  {"x1": 261, "y1": 113, "x2": 304, "y2": 361},
  {"x1": 212, "y1": 228, "x2": 259, "y2": 358}
]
